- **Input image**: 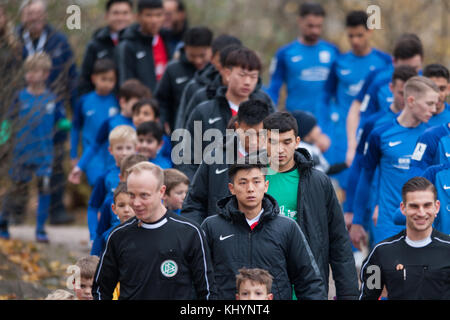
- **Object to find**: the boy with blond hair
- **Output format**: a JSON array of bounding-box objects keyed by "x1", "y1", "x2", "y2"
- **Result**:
[
  {"x1": 86, "y1": 125, "x2": 137, "y2": 242},
  {"x1": 0, "y1": 52, "x2": 69, "y2": 242},
  {"x1": 235, "y1": 268, "x2": 274, "y2": 300},
  {"x1": 163, "y1": 168, "x2": 189, "y2": 214},
  {"x1": 74, "y1": 255, "x2": 100, "y2": 300}
]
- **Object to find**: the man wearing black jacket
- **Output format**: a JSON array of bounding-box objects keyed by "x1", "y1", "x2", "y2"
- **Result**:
[
  {"x1": 180, "y1": 100, "x2": 272, "y2": 224},
  {"x1": 78, "y1": 0, "x2": 134, "y2": 96},
  {"x1": 201, "y1": 160, "x2": 327, "y2": 300},
  {"x1": 360, "y1": 177, "x2": 450, "y2": 300},
  {"x1": 154, "y1": 26, "x2": 213, "y2": 133},
  {"x1": 174, "y1": 34, "x2": 242, "y2": 130},
  {"x1": 117, "y1": 0, "x2": 175, "y2": 92},
  {"x1": 93, "y1": 161, "x2": 216, "y2": 300},
  {"x1": 179, "y1": 47, "x2": 274, "y2": 179},
  {"x1": 263, "y1": 112, "x2": 359, "y2": 300}
]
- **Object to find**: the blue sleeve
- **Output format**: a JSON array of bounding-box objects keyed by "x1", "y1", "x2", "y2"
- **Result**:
[
  {"x1": 95, "y1": 196, "x2": 113, "y2": 240},
  {"x1": 360, "y1": 80, "x2": 382, "y2": 119},
  {"x1": 353, "y1": 130, "x2": 382, "y2": 226},
  {"x1": 409, "y1": 130, "x2": 441, "y2": 177},
  {"x1": 356, "y1": 69, "x2": 378, "y2": 102},
  {"x1": 77, "y1": 118, "x2": 110, "y2": 171},
  {"x1": 70, "y1": 96, "x2": 84, "y2": 159},
  {"x1": 88, "y1": 174, "x2": 107, "y2": 210},
  {"x1": 265, "y1": 49, "x2": 285, "y2": 105}
]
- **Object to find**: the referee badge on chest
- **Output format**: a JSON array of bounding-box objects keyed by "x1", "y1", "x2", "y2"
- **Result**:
[{"x1": 161, "y1": 259, "x2": 178, "y2": 278}]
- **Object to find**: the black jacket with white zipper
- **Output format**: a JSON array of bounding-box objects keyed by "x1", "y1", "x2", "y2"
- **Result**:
[{"x1": 201, "y1": 194, "x2": 327, "y2": 300}]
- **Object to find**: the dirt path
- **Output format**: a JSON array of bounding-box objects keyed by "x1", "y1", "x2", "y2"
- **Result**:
[{"x1": 0, "y1": 225, "x2": 90, "y2": 300}]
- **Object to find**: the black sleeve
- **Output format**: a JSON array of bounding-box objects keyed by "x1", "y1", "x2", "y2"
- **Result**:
[
  {"x1": 324, "y1": 174, "x2": 360, "y2": 300},
  {"x1": 181, "y1": 162, "x2": 209, "y2": 225},
  {"x1": 177, "y1": 105, "x2": 202, "y2": 179},
  {"x1": 359, "y1": 248, "x2": 383, "y2": 300},
  {"x1": 92, "y1": 232, "x2": 120, "y2": 300},
  {"x1": 287, "y1": 221, "x2": 328, "y2": 300},
  {"x1": 186, "y1": 221, "x2": 217, "y2": 300},
  {"x1": 78, "y1": 41, "x2": 96, "y2": 96},
  {"x1": 116, "y1": 41, "x2": 136, "y2": 86},
  {"x1": 155, "y1": 67, "x2": 174, "y2": 130}
]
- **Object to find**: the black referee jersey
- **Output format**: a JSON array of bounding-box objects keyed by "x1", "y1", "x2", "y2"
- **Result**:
[
  {"x1": 360, "y1": 229, "x2": 450, "y2": 300},
  {"x1": 92, "y1": 211, "x2": 216, "y2": 300}
]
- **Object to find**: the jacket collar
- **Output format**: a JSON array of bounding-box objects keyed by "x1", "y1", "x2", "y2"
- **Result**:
[{"x1": 217, "y1": 194, "x2": 280, "y2": 225}]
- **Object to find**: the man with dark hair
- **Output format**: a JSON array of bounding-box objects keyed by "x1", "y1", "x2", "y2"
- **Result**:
[
  {"x1": 423, "y1": 64, "x2": 450, "y2": 125},
  {"x1": 346, "y1": 34, "x2": 424, "y2": 165},
  {"x1": 266, "y1": 2, "x2": 338, "y2": 116},
  {"x1": 155, "y1": 26, "x2": 213, "y2": 133},
  {"x1": 117, "y1": 0, "x2": 176, "y2": 92},
  {"x1": 345, "y1": 65, "x2": 417, "y2": 233},
  {"x1": 360, "y1": 177, "x2": 450, "y2": 300},
  {"x1": 201, "y1": 158, "x2": 327, "y2": 300},
  {"x1": 322, "y1": 10, "x2": 391, "y2": 191},
  {"x1": 351, "y1": 77, "x2": 439, "y2": 248},
  {"x1": 263, "y1": 111, "x2": 359, "y2": 300},
  {"x1": 175, "y1": 35, "x2": 243, "y2": 130},
  {"x1": 175, "y1": 43, "x2": 242, "y2": 130},
  {"x1": 179, "y1": 47, "x2": 274, "y2": 179},
  {"x1": 181, "y1": 100, "x2": 272, "y2": 224},
  {"x1": 78, "y1": 0, "x2": 134, "y2": 96},
  {"x1": 163, "y1": 0, "x2": 188, "y2": 50}
]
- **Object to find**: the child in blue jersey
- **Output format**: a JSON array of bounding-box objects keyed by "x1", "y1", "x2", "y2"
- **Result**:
[
  {"x1": 162, "y1": 169, "x2": 189, "y2": 215},
  {"x1": 87, "y1": 125, "x2": 137, "y2": 242},
  {"x1": 350, "y1": 76, "x2": 439, "y2": 248},
  {"x1": 91, "y1": 153, "x2": 147, "y2": 256},
  {"x1": 71, "y1": 59, "x2": 120, "y2": 186},
  {"x1": 266, "y1": 2, "x2": 338, "y2": 116},
  {"x1": 68, "y1": 79, "x2": 151, "y2": 185},
  {"x1": 0, "y1": 53, "x2": 68, "y2": 242},
  {"x1": 136, "y1": 121, "x2": 172, "y2": 169},
  {"x1": 322, "y1": 11, "x2": 391, "y2": 190}
]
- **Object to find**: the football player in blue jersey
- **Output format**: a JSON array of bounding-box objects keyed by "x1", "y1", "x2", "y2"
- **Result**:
[
  {"x1": 346, "y1": 34, "x2": 424, "y2": 166},
  {"x1": 322, "y1": 10, "x2": 391, "y2": 190},
  {"x1": 423, "y1": 64, "x2": 450, "y2": 126},
  {"x1": 350, "y1": 76, "x2": 439, "y2": 248},
  {"x1": 266, "y1": 2, "x2": 339, "y2": 116}
]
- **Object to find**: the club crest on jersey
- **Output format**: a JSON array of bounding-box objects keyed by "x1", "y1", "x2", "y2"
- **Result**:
[
  {"x1": 46, "y1": 102, "x2": 56, "y2": 114},
  {"x1": 109, "y1": 107, "x2": 118, "y2": 117},
  {"x1": 161, "y1": 260, "x2": 178, "y2": 278},
  {"x1": 319, "y1": 50, "x2": 331, "y2": 63}
]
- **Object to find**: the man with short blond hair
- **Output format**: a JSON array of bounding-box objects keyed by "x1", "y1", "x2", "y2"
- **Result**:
[{"x1": 93, "y1": 161, "x2": 216, "y2": 300}]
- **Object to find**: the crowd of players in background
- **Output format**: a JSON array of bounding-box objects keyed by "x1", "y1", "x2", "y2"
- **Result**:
[{"x1": 0, "y1": 0, "x2": 449, "y2": 300}]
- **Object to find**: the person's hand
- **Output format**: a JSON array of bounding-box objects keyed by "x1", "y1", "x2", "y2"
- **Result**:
[
  {"x1": 316, "y1": 133, "x2": 331, "y2": 153},
  {"x1": 70, "y1": 158, "x2": 78, "y2": 169},
  {"x1": 344, "y1": 212, "x2": 353, "y2": 231},
  {"x1": 68, "y1": 166, "x2": 82, "y2": 185},
  {"x1": 372, "y1": 205, "x2": 379, "y2": 226},
  {"x1": 350, "y1": 224, "x2": 368, "y2": 250}
]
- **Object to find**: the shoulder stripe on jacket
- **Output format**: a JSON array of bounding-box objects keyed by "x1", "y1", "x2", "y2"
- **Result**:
[{"x1": 359, "y1": 235, "x2": 404, "y2": 300}]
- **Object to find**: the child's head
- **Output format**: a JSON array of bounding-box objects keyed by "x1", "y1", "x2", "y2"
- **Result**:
[
  {"x1": 118, "y1": 79, "x2": 152, "y2": 117},
  {"x1": 119, "y1": 153, "x2": 148, "y2": 181},
  {"x1": 163, "y1": 169, "x2": 189, "y2": 211},
  {"x1": 74, "y1": 255, "x2": 100, "y2": 300},
  {"x1": 136, "y1": 121, "x2": 164, "y2": 159},
  {"x1": 132, "y1": 98, "x2": 160, "y2": 128},
  {"x1": 45, "y1": 289, "x2": 76, "y2": 300},
  {"x1": 91, "y1": 58, "x2": 117, "y2": 96},
  {"x1": 108, "y1": 125, "x2": 138, "y2": 166},
  {"x1": 235, "y1": 268, "x2": 273, "y2": 300},
  {"x1": 24, "y1": 52, "x2": 52, "y2": 87},
  {"x1": 112, "y1": 182, "x2": 135, "y2": 223}
]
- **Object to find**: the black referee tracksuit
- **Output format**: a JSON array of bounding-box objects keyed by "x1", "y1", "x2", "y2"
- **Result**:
[
  {"x1": 92, "y1": 211, "x2": 216, "y2": 300},
  {"x1": 360, "y1": 229, "x2": 450, "y2": 300}
]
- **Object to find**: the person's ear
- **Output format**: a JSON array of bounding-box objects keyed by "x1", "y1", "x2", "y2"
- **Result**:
[
  {"x1": 267, "y1": 293, "x2": 273, "y2": 300},
  {"x1": 228, "y1": 182, "x2": 235, "y2": 195},
  {"x1": 235, "y1": 294, "x2": 240, "y2": 300},
  {"x1": 400, "y1": 202, "x2": 406, "y2": 216},
  {"x1": 296, "y1": 136, "x2": 301, "y2": 145},
  {"x1": 435, "y1": 200, "x2": 440, "y2": 217},
  {"x1": 406, "y1": 95, "x2": 415, "y2": 106},
  {"x1": 264, "y1": 179, "x2": 269, "y2": 193}
]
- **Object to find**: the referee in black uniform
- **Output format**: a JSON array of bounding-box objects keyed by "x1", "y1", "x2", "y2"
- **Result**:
[
  {"x1": 360, "y1": 177, "x2": 450, "y2": 300},
  {"x1": 92, "y1": 161, "x2": 216, "y2": 300}
]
